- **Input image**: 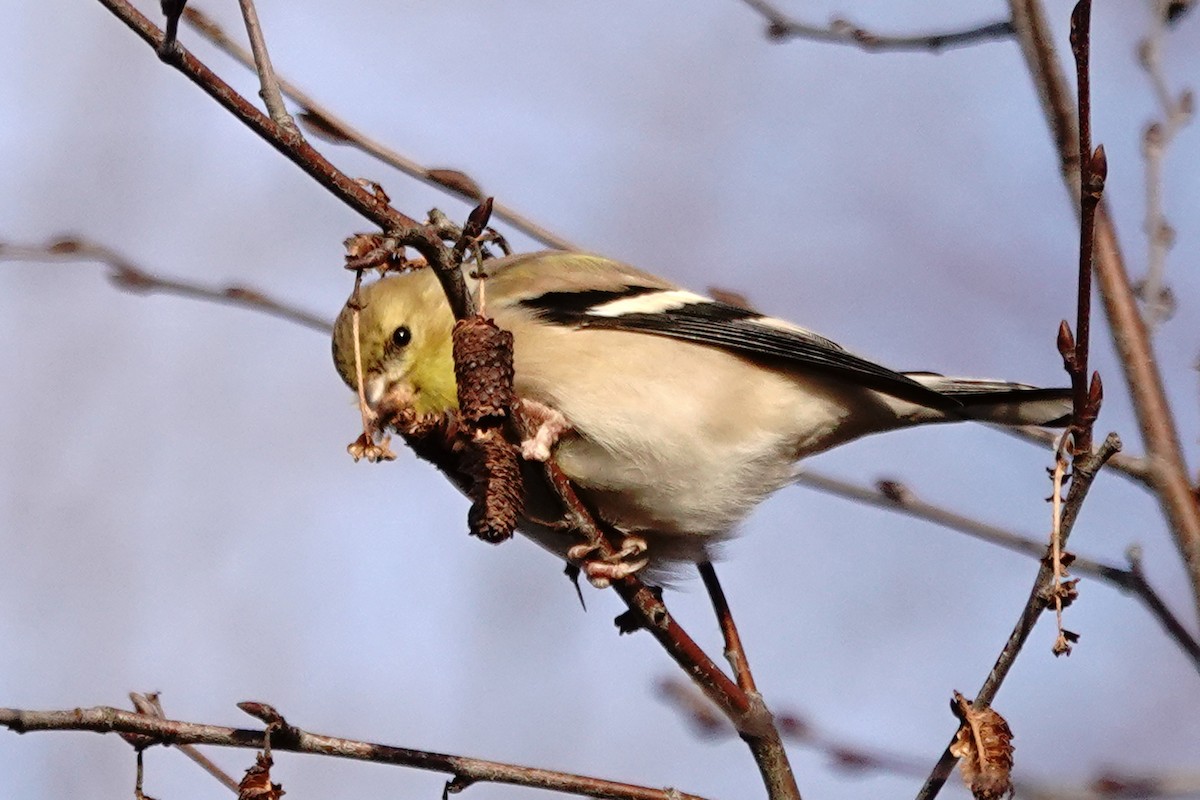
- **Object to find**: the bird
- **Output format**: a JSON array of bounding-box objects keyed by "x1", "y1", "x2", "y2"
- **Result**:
[{"x1": 332, "y1": 251, "x2": 1071, "y2": 582}]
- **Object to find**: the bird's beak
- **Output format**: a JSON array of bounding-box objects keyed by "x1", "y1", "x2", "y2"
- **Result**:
[{"x1": 364, "y1": 374, "x2": 388, "y2": 410}]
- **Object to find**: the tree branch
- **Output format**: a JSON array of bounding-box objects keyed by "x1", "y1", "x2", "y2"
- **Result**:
[
  {"x1": 915, "y1": 433, "x2": 1121, "y2": 799},
  {"x1": 792, "y1": 469, "x2": 1200, "y2": 673},
  {"x1": 97, "y1": 0, "x2": 416, "y2": 233},
  {"x1": 737, "y1": 0, "x2": 1013, "y2": 52},
  {"x1": 1008, "y1": 0, "x2": 1200, "y2": 624},
  {"x1": 180, "y1": 7, "x2": 578, "y2": 252},
  {"x1": 0, "y1": 705, "x2": 710, "y2": 800}
]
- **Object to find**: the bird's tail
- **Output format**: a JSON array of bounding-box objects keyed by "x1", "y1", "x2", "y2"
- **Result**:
[{"x1": 903, "y1": 373, "x2": 1073, "y2": 427}]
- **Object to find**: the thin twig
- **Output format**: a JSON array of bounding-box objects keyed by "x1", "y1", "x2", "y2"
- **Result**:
[
  {"x1": 130, "y1": 693, "x2": 241, "y2": 794},
  {"x1": 235, "y1": 0, "x2": 296, "y2": 132},
  {"x1": 0, "y1": 238, "x2": 331, "y2": 333},
  {"x1": 1062, "y1": 0, "x2": 1104, "y2": 457},
  {"x1": 542, "y1": 464, "x2": 802, "y2": 800},
  {"x1": 0, "y1": 705, "x2": 708, "y2": 800},
  {"x1": 97, "y1": 0, "x2": 419, "y2": 234},
  {"x1": 915, "y1": 433, "x2": 1121, "y2": 800},
  {"x1": 698, "y1": 562, "x2": 758, "y2": 695},
  {"x1": 792, "y1": 469, "x2": 1200, "y2": 673},
  {"x1": 1008, "y1": 0, "x2": 1200, "y2": 624},
  {"x1": 737, "y1": 0, "x2": 1013, "y2": 52},
  {"x1": 993, "y1": 424, "x2": 1153, "y2": 487},
  {"x1": 1134, "y1": 0, "x2": 1192, "y2": 329},
  {"x1": 182, "y1": 8, "x2": 578, "y2": 252}
]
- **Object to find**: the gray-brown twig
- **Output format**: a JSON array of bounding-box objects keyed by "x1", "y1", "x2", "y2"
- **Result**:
[
  {"x1": 1134, "y1": 0, "x2": 1193, "y2": 329},
  {"x1": 0, "y1": 237, "x2": 331, "y2": 333},
  {"x1": 792, "y1": 469, "x2": 1200, "y2": 673},
  {"x1": 0, "y1": 705, "x2": 708, "y2": 800},
  {"x1": 181, "y1": 7, "x2": 578, "y2": 252},
  {"x1": 233, "y1": 0, "x2": 295, "y2": 133},
  {"x1": 915, "y1": 433, "x2": 1121, "y2": 799},
  {"x1": 738, "y1": 0, "x2": 1013, "y2": 52}
]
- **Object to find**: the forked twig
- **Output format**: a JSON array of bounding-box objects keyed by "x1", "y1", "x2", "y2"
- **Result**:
[
  {"x1": 914, "y1": 434, "x2": 1121, "y2": 799},
  {"x1": 542, "y1": 464, "x2": 802, "y2": 800},
  {"x1": 233, "y1": 0, "x2": 295, "y2": 132},
  {"x1": 182, "y1": 8, "x2": 578, "y2": 252},
  {"x1": 1008, "y1": 0, "x2": 1200, "y2": 622}
]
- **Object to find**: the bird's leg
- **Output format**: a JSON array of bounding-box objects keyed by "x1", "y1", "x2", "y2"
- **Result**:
[
  {"x1": 515, "y1": 398, "x2": 571, "y2": 462},
  {"x1": 567, "y1": 534, "x2": 650, "y2": 589}
]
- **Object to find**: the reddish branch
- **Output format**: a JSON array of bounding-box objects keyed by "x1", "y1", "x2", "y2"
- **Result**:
[
  {"x1": 541, "y1": 464, "x2": 801, "y2": 799},
  {"x1": 699, "y1": 562, "x2": 759, "y2": 695}
]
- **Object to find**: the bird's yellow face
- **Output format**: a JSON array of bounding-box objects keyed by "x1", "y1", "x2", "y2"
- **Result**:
[{"x1": 331, "y1": 270, "x2": 459, "y2": 416}]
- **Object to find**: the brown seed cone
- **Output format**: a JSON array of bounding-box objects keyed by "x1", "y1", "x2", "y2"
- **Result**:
[
  {"x1": 452, "y1": 316, "x2": 515, "y2": 424},
  {"x1": 465, "y1": 431, "x2": 524, "y2": 543}
]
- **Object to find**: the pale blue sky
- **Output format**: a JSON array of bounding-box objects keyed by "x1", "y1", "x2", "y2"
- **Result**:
[{"x1": 2, "y1": 2, "x2": 1199, "y2": 798}]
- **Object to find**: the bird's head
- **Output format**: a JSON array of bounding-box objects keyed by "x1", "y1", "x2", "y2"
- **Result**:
[{"x1": 331, "y1": 270, "x2": 459, "y2": 416}]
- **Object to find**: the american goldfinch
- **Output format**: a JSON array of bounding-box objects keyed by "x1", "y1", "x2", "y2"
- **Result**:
[{"x1": 332, "y1": 251, "x2": 1070, "y2": 578}]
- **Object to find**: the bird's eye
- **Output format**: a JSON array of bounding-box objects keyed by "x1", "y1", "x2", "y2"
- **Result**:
[{"x1": 391, "y1": 325, "x2": 412, "y2": 348}]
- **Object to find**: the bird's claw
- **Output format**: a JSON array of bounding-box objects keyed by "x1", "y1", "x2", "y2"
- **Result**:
[
  {"x1": 517, "y1": 399, "x2": 570, "y2": 462},
  {"x1": 568, "y1": 535, "x2": 650, "y2": 589}
]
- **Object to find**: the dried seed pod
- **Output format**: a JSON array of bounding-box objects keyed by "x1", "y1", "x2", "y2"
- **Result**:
[
  {"x1": 465, "y1": 433, "x2": 524, "y2": 543},
  {"x1": 452, "y1": 315, "x2": 523, "y2": 542},
  {"x1": 949, "y1": 691, "x2": 1015, "y2": 800},
  {"x1": 453, "y1": 316, "x2": 515, "y2": 423}
]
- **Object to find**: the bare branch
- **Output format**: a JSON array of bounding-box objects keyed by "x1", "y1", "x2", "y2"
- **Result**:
[
  {"x1": 182, "y1": 8, "x2": 578, "y2": 252},
  {"x1": 1059, "y1": 0, "x2": 1105, "y2": 457},
  {"x1": 234, "y1": 0, "x2": 297, "y2": 132},
  {"x1": 737, "y1": 0, "x2": 1013, "y2": 52},
  {"x1": 915, "y1": 433, "x2": 1122, "y2": 799},
  {"x1": 1008, "y1": 0, "x2": 1200, "y2": 623},
  {"x1": 0, "y1": 238, "x2": 332, "y2": 334},
  {"x1": 97, "y1": 0, "x2": 418, "y2": 233},
  {"x1": 1134, "y1": 0, "x2": 1192, "y2": 328},
  {"x1": 0, "y1": 705, "x2": 709, "y2": 800}
]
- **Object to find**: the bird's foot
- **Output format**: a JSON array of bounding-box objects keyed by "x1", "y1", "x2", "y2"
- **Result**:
[
  {"x1": 568, "y1": 534, "x2": 650, "y2": 589},
  {"x1": 516, "y1": 399, "x2": 570, "y2": 462}
]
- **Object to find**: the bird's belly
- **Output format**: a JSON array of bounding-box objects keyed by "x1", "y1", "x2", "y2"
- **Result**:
[{"x1": 511, "y1": 325, "x2": 894, "y2": 560}]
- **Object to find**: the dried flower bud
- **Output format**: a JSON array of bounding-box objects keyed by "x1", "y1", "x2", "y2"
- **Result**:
[{"x1": 949, "y1": 692, "x2": 1015, "y2": 800}]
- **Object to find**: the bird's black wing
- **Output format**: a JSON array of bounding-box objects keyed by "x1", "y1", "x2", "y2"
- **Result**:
[{"x1": 521, "y1": 287, "x2": 960, "y2": 410}]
